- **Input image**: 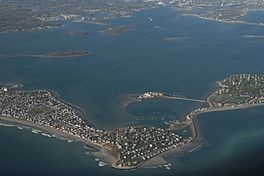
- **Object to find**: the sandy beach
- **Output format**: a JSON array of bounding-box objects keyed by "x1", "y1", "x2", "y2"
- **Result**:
[{"x1": 0, "y1": 116, "x2": 117, "y2": 165}]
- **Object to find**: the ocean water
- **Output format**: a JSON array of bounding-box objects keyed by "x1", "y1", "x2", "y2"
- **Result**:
[{"x1": 1, "y1": 7, "x2": 264, "y2": 176}]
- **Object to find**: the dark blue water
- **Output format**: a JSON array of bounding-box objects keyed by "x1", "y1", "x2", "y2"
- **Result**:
[
  {"x1": 1, "y1": 7, "x2": 264, "y2": 176},
  {"x1": 242, "y1": 11, "x2": 264, "y2": 24}
]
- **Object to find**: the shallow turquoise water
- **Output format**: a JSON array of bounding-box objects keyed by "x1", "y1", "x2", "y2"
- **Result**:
[{"x1": 1, "y1": 7, "x2": 264, "y2": 176}]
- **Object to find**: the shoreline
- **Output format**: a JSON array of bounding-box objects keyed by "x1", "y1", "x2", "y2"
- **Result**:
[
  {"x1": 48, "y1": 90, "x2": 96, "y2": 128},
  {"x1": 0, "y1": 116, "x2": 119, "y2": 167},
  {"x1": 1, "y1": 100, "x2": 264, "y2": 170},
  {"x1": 0, "y1": 116, "x2": 102, "y2": 150},
  {"x1": 140, "y1": 102, "x2": 264, "y2": 168},
  {"x1": 119, "y1": 91, "x2": 264, "y2": 168},
  {"x1": 2, "y1": 102, "x2": 261, "y2": 170},
  {"x1": 0, "y1": 116, "x2": 138, "y2": 170},
  {"x1": 1, "y1": 82, "x2": 264, "y2": 170}
]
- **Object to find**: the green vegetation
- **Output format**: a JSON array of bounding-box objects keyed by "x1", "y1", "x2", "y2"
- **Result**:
[
  {"x1": 208, "y1": 74, "x2": 264, "y2": 107},
  {"x1": 30, "y1": 105, "x2": 52, "y2": 115},
  {"x1": 170, "y1": 122, "x2": 189, "y2": 130}
]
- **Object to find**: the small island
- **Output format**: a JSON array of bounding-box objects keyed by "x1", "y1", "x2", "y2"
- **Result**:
[
  {"x1": 0, "y1": 51, "x2": 90, "y2": 59},
  {"x1": 100, "y1": 26, "x2": 135, "y2": 35},
  {"x1": 0, "y1": 74, "x2": 264, "y2": 169},
  {"x1": 64, "y1": 31, "x2": 90, "y2": 36},
  {"x1": 44, "y1": 50, "x2": 90, "y2": 58}
]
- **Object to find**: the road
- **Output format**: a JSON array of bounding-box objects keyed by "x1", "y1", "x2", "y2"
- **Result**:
[{"x1": 163, "y1": 96, "x2": 208, "y2": 103}]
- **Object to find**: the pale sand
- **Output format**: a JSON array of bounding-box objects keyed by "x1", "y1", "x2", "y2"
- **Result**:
[
  {"x1": 141, "y1": 156, "x2": 167, "y2": 168},
  {"x1": 92, "y1": 148, "x2": 116, "y2": 165}
]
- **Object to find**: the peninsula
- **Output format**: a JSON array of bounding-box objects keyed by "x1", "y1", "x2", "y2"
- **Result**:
[
  {"x1": 0, "y1": 74, "x2": 264, "y2": 169},
  {"x1": 0, "y1": 87, "x2": 186, "y2": 169}
]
